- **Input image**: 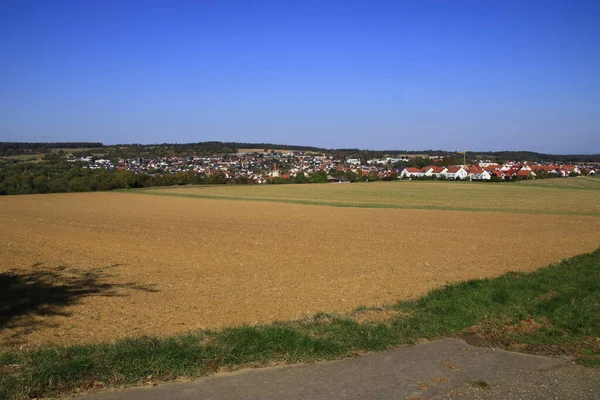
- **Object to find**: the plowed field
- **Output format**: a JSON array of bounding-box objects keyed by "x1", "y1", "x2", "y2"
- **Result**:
[{"x1": 1, "y1": 186, "x2": 599, "y2": 349}]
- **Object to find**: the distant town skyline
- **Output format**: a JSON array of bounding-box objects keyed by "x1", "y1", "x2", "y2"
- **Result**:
[{"x1": 1, "y1": 0, "x2": 598, "y2": 154}]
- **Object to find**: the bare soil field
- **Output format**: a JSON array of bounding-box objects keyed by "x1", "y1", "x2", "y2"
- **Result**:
[{"x1": 1, "y1": 191, "x2": 599, "y2": 349}]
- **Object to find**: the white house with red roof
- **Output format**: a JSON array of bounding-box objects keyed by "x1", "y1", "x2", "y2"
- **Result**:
[
  {"x1": 559, "y1": 165, "x2": 580, "y2": 176},
  {"x1": 400, "y1": 167, "x2": 424, "y2": 179},
  {"x1": 420, "y1": 166, "x2": 435, "y2": 176},
  {"x1": 470, "y1": 170, "x2": 492, "y2": 180},
  {"x1": 445, "y1": 166, "x2": 468, "y2": 180},
  {"x1": 516, "y1": 169, "x2": 536, "y2": 179},
  {"x1": 430, "y1": 166, "x2": 448, "y2": 177}
]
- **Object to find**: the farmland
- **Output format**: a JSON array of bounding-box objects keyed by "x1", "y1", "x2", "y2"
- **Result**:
[
  {"x1": 137, "y1": 177, "x2": 600, "y2": 215},
  {"x1": 1, "y1": 179, "x2": 599, "y2": 350},
  {"x1": 0, "y1": 147, "x2": 104, "y2": 163}
]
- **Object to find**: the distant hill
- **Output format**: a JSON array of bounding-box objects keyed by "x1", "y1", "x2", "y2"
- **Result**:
[
  {"x1": 466, "y1": 151, "x2": 600, "y2": 163},
  {"x1": 1, "y1": 141, "x2": 598, "y2": 162}
]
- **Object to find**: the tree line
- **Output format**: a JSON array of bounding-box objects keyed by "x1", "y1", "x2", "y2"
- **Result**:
[
  {"x1": 468, "y1": 151, "x2": 600, "y2": 163},
  {"x1": 0, "y1": 160, "x2": 231, "y2": 195},
  {"x1": 3, "y1": 142, "x2": 599, "y2": 163}
]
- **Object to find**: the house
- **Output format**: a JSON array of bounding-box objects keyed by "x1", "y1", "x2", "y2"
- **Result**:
[
  {"x1": 504, "y1": 167, "x2": 520, "y2": 178},
  {"x1": 516, "y1": 169, "x2": 536, "y2": 179},
  {"x1": 420, "y1": 165, "x2": 447, "y2": 177},
  {"x1": 482, "y1": 165, "x2": 496, "y2": 172},
  {"x1": 327, "y1": 175, "x2": 350, "y2": 183},
  {"x1": 445, "y1": 166, "x2": 468, "y2": 180},
  {"x1": 400, "y1": 167, "x2": 424, "y2": 179},
  {"x1": 421, "y1": 166, "x2": 435, "y2": 176},
  {"x1": 387, "y1": 157, "x2": 409, "y2": 163},
  {"x1": 531, "y1": 165, "x2": 559, "y2": 175},
  {"x1": 520, "y1": 164, "x2": 532, "y2": 171},
  {"x1": 559, "y1": 165, "x2": 580, "y2": 176},
  {"x1": 470, "y1": 169, "x2": 491, "y2": 180},
  {"x1": 430, "y1": 166, "x2": 448, "y2": 177},
  {"x1": 379, "y1": 170, "x2": 397, "y2": 180},
  {"x1": 491, "y1": 170, "x2": 506, "y2": 179},
  {"x1": 465, "y1": 165, "x2": 480, "y2": 175},
  {"x1": 269, "y1": 165, "x2": 280, "y2": 178}
]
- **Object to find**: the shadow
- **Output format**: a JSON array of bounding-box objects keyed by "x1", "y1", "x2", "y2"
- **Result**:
[{"x1": 0, "y1": 263, "x2": 158, "y2": 331}]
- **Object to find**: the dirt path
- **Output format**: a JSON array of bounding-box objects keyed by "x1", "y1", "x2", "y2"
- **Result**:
[{"x1": 82, "y1": 338, "x2": 600, "y2": 400}]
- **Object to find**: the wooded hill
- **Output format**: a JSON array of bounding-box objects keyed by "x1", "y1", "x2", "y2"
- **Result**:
[{"x1": 1, "y1": 142, "x2": 599, "y2": 162}]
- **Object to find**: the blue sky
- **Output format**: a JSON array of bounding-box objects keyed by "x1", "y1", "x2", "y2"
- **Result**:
[{"x1": 0, "y1": 0, "x2": 598, "y2": 153}]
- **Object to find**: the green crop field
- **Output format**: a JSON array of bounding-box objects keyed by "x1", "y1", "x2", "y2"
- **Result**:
[
  {"x1": 517, "y1": 175, "x2": 600, "y2": 190},
  {"x1": 132, "y1": 177, "x2": 600, "y2": 216},
  {"x1": 0, "y1": 154, "x2": 44, "y2": 161}
]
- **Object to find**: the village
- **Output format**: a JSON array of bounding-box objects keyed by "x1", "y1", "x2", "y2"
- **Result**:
[{"x1": 72, "y1": 149, "x2": 598, "y2": 184}]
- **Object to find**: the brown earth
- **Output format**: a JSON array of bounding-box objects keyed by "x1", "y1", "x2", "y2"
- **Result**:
[{"x1": 1, "y1": 192, "x2": 599, "y2": 349}]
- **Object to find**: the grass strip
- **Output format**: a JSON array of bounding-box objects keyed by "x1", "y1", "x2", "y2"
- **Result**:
[
  {"x1": 123, "y1": 189, "x2": 600, "y2": 217},
  {"x1": 1, "y1": 249, "x2": 599, "y2": 399}
]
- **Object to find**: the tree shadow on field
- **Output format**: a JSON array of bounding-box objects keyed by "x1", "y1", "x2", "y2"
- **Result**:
[{"x1": 0, "y1": 263, "x2": 158, "y2": 336}]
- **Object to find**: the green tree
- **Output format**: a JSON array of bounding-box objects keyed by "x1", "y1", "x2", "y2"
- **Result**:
[
  {"x1": 343, "y1": 170, "x2": 359, "y2": 182},
  {"x1": 68, "y1": 176, "x2": 90, "y2": 192},
  {"x1": 309, "y1": 170, "x2": 328, "y2": 183},
  {"x1": 367, "y1": 171, "x2": 381, "y2": 181},
  {"x1": 294, "y1": 172, "x2": 308, "y2": 184}
]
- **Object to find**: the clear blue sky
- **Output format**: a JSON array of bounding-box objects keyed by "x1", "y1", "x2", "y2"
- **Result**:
[{"x1": 1, "y1": 0, "x2": 598, "y2": 153}]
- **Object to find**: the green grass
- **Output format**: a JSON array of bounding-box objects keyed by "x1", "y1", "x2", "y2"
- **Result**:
[
  {"x1": 125, "y1": 179, "x2": 600, "y2": 216},
  {"x1": 471, "y1": 380, "x2": 491, "y2": 390},
  {"x1": 1, "y1": 249, "x2": 599, "y2": 399},
  {"x1": 518, "y1": 175, "x2": 600, "y2": 190},
  {"x1": 0, "y1": 154, "x2": 44, "y2": 161}
]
